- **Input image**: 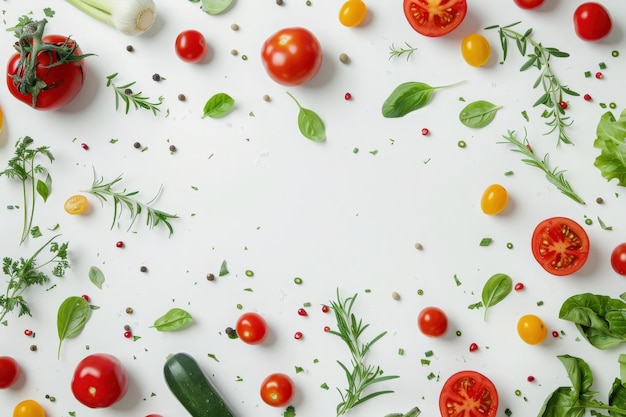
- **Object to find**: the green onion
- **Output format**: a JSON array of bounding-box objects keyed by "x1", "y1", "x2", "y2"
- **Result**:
[
  {"x1": 65, "y1": 0, "x2": 157, "y2": 36},
  {"x1": 584, "y1": 70, "x2": 592, "y2": 77},
  {"x1": 294, "y1": 277, "x2": 303, "y2": 284},
  {"x1": 458, "y1": 140, "x2": 467, "y2": 148},
  {"x1": 479, "y1": 238, "x2": 492, "y2": 247},
  {"x1": 599, "y1": 62, "x2": 607, "y2": 69}
]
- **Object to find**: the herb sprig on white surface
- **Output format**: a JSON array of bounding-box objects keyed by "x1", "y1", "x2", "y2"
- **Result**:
[{"x1": 106, "y1": 73, "x2": 164, "y2": 115}]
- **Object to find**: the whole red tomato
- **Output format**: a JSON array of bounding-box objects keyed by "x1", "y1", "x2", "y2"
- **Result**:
[
  {"x1": 611, "y1": 243, "x2": 626, "y2": 276},
  {"x1": 261, "y1": 27, "x2": 322, "y2": 86},
  {"x1": 7, "y1": 33, "x2": 86, "y2": 110},
  {"x1": 260, "y1": 373, "x2": 294, "y2": 407},
  {"x1": 403, "y1": 0, "x2": 467, "y2": 37},
  {"x1": 0, "y1": 356, "x2": 19, "y2": 388},
  {"x1": 71, "y1": 353, "x2": 128, "y2": 408},
  {"x1": 418, "y1": 306, "x2": 448, "y2": 337},
  {"x1": 175, "y1": 30, "x2": 208, "y2": 63},
  {"x1": 573, "y1": 2, "x2": 612, "y2": 41},
  {"x1": 236, "y1": 311, "x2": 268, "y2": 344},
  {"x1": 513, "y1": 0, "x2": 544, "y2": 9}
]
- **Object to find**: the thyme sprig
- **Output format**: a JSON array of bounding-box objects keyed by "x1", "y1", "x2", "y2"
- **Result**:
[
  {"x1": 499, "y1": 130, "x2": 585, "y2": 204},
  {"x1": 328, "y1": 290, "x2": 399, "y2": 416},
  {"x1": 388, "y1": 42, "x2": 417, "y2": 61},
  {"x1": 105, "y1": 73, "x2": 164, "y2": 115},
  {"x1": 84, "y1": 170, "x2": 177, "y2": 235},
  {"x1": 486, "y1": 22, "x2": 579, "y2": 146}
]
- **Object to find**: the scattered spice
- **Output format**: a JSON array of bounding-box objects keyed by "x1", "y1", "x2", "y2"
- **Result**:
[
  {"x1": 276, "y1": 0, "x2": 283, "y2": 5},
  {"x1": 514, "y1": 283, "x2": 524, "y2": 291},
  {"x1": 133, "y1": 142, "x2": 141, "y2": 149},
  {"x1": 339, "y1": 53, "x2": 350, "y2": 64},
  {"x1": 206, "y1": 273, "x2": 215, "y2": 281},
  {"x1": 124, "y1": 331, "x2": 132, "y2": 338},
  {"x1": 169, "y1": 145, "x2": 177, "y2": 152},
  {"x1": 596, "y1": 72, "x2": 603, "y2": 79},
  {"x1": 230, "y1": 23, "x2": 239, "y2": 31},
  {"x1": 294, "y1": 331, "x2": 303, "y2": 340},
  {"x1": 177, "y1": 94, "x2": 186, "y2": 101},
  {"x1": 125, "y1": 307, "x2": 134, "y2": 314},
  {"x1": 140, "y1": 266, "x2": 148, "y2": 273},
  {"x1": 30, "y1": 345, "x2": 37, "y2": 351},
  {"x1": 469, "y1": 343, "x2": 478, "y2": 352},
  {"x1": 344, "y1": 92, "x2": 352, "y2": 101},
  {"x1": 123, "y1": 324, "x2": 131, "y2": 331},
  {"x1": 263, "y1": 94, "x2": 271, "y2": 102},
  {"x1": 231, "y1": 49, "x2": 238, "y2": 56},
  {"x1": 297, "y1": 308, "x2": 308, "y2": 316},
  {"x1": 126, "y1": 45, "x2": 134, "y2": 52},
  {"x1": 414, "y1": 242, "x2": 423, "y2": 250},
  {"x1": 152, "y1": 73, "x2": 161, "y2": 81},
  {"x1": 24, "y1": 329, "x2": 33, "y2": 336},
  {"x1": 527, "y1": 375, "x2": 535, "y2": 382},
  {"x1": 584, "y1": 94, "x2": 592, "y2": 101},
  {"x1": 116, "y1": 241, "x2": 124, "y2": 248},
  {"x1": 392, "y1": 292, "x2": 401, "y2": 300},
  {"x1": 81, "y1": 143, "x2": 89, "y2": 150}
]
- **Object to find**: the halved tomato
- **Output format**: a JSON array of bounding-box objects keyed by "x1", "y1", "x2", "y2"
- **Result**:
[
  {"x1": 439, "y1": 370, "x2": 498, "y2": 417},
  {"x1": 531, "y1": 217, "x2": 589, "y2": 276},
  {"x1": 403, "y1": 0, "x2": 467, "y2": 37}
]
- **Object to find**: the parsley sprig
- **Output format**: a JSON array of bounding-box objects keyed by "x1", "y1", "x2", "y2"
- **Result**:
[
  {"x1": 0, "y1": 235, "x2": 69, "y2": 323},
  {"x1": 388, "y1": 42, "x2": 417, "y2": 61},
  {"x1": 106, "y1": 73, "x2": 164, "y2": 115},
  {"x1": 487, "y1": 22, "x2": 579, "y2": 146},
  {"x1": 328, "y1": 290, "x2": 399, "y2": 416},
  {"x1": 499, "y1": 130, "x2": 585, "y2": 204}
]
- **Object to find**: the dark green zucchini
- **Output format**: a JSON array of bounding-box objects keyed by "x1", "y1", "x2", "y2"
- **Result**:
[{"x1": 164, "y1": 352, "x2": 236, "y2": 417}]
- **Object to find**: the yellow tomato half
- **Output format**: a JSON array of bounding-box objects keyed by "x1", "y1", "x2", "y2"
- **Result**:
[{"x1": 64, "y1": 194, "x2": 89, "y2": 215}]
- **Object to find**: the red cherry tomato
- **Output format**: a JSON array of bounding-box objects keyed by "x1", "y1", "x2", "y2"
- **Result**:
[
  {"x1": 260, "y1": 373, "x2": 294, "y2": 407},
  {"x1": 611, "y1": 243, "x2": 626, "y2": 276},
  {"x1": 403, "y1": 0, "x2": 467, "y2": 37},
  {"x1": 573, "y1": 2, "x2": 612, "y2": 41},
  {"x1": 531, "y1": 217, "x2": 589, "y2": 276},
  {"x1": 261, "y1": 27, "x2": 322, "y2": 86},
  {"x1": 0, "y1": 356, "x2": 19, "y2": 388},
  {"x1": 175, "y1": 30, "x2": 208, "y2": 63},
  {"x1": 439, "y1": 370, "x2": 498, "y2": 417},
  {"x1": 71, "y1": 353, "x2": 128, "y2": 408},
  {"x1": 7, "y1": 34, "x2": 86, "y2": 110},
  {"x1": 236, "y1": 312, "x2": 268, "y2": 344},
  {"x1": 418, "y1": 306, "x2": 448, "y2": 337},
  {"x1": 513, "y1": 0, "x2": 544, "y2": 9}
]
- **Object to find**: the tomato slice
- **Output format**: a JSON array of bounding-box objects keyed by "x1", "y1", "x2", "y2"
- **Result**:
[
  {"x1": 403, "y1": 0, "x2": 467, "y2": 37},
  {"x1": 439, "y1": 370, "x2": 498, "y2": 417},
  {"x1": 531, "y1": 217, "x2": 589, "y2": 276}
]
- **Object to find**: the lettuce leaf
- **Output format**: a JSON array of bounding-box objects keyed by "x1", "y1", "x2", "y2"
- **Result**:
[{"x1": 594, "y1": 109, "x2": 626, "y2": 186}]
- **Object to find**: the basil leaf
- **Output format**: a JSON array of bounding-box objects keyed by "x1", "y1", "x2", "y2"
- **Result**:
[
  {"x1": 459, "y1": 100, "x2": 502, "y2": 128},
  {"x1": 36, "y1": 173, "x2": 52, "y2": 202},
  {"x1": 88, "y1": 266, "x2": 105, "y2": 289},
  {"x1": 202, "y1": 93, "x2": 235, "y2": 118},
  {"x1": 381, "y1": 81, "x2": 461, "y2": 118},
  {"x1": 57, "y1": 296, "x2": 91, "y2": 359},
  {"x1": 201, "y1": 0, "x2": 234, "y2": 15},
  {"x1": 481, "y1": 273, "x2": 512, "y2": 320},
  {"x1": 151, "y1": 307, "x2": 193, "y2": 331},
  {"x1": 287, "y1": 92, "x2": 326, "y2": 142}
]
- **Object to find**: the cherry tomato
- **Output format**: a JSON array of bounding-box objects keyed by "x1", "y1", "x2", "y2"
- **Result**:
[
  {"x1": 480, "y1": 184, "x2": 508, "y2": 215},
  {"x1": 7, "y1": 34, "x2": 86, "y2": 110},
  {"x1": 260, "y1": 373, "x2": 294, "y2": 407},
  {"x1": 175, "y1": 30, "x2": 208, "y2": 63},
  {"x1": 71, "y1": 353, "x2": 128, "y2": 408},
  {"x1": 403, "y1": 0, "x2": 467, "y2": 37},
  {"x1": 513, "y1": 0, "x2": 544, "y2": 9},
  {"x1": 261, "y1": 27, "x2": 323, "y2": 86},
  {"x1": 611, "y1": 243, "x2": 626, "y2": 276},
  {"x1": 517, "y1": 314, "x2": 547, "y2": 345},
  {"x1": 439, "y1": 370, "x2": 498, "y2": 417},
  {"x1": 573, "y1": 3, "x2": 612, "y2": 41},
  {"x1": 339, "y1": 0, "x2": 368, "y2": 27},
  {"x1": 236, "y1": 312, "x2": 268, "y2": 344},
  {"x1": 461, "y1": 34, "x2": 491, "y2": 67},
  {"x1": 531, "y1": 217, "x2": 589, "y2": 276},
  {"x1": 64, "y1": 194, "x2": 89, "y2": 215},
  {"x1": 12, "y1": 400, "x2": 45, "y2": 417},
  {"x1": 418, "y1": 306, "x2": 448, "y2": 337},
  {"x1": 0, "y1": 356, "x2": 19, "y2": 388}
]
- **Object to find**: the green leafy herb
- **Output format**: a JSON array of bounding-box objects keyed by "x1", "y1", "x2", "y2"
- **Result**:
[
  {"x1": 283, "y1": 405, "x2": 296, "y2": 417},
  {"x1": 57, "y1": 296, "x2": 91, "y2": 359},
  {"x1": 382, "y1": 81, "x2": 462, "y2": 118},
  {"x1": 151, "y1": 307, "x2": 193, "y2": 331},
  {"x1": 479, "y1": 238, "x2": 492, "y2": 247},
  {"x1": 328, "y1": 289, "x2": 399, "y2": 416},
  {"x1": 481, "y1": 273, "x2": 512, "y2": 320},
  {"x1": 106, "y1": 73, "x2": 164, "y2": 115},
  {"x1": 30, "y1": 226, "x2": 42, "y2": 238},
  {"x1": 201, "y1": 0, "x2": 234, "y2": 15},
  {"x1": 486, "y1": 22, "x2": 578, "y2": 145},
  {"x1": 0, "y1": 235, "x2": 69, "y2": 323},
  {"x1": 385, "y1": 407, "x2": 421, "y2": 417},
  {"x1": 0, "y1": 137, "x2": 54, "y2": 244},
  {"x1": 388, "y1": 42, "x2": 418, "y2": 61},
  {"x1": 219, "y1": 260, "x2": 229, "y2": 276},
  {"x1": 286, "y1": 92, "x2": 326, "y2": 142},
  {"x1": 499, "y1": 130, "x2": 585, "y2": 204},
  {"x1": 202, "y1": 93, "x2": 235, "y2": 118},
  {"x1": 459, "y1": 100, "x2": 503, "y2": 128},
  {"x1": 593, "y1": 109, "x2": 626, "y2": 186},
  {"x1": 597, "y1": 217, "x2": 613, "y2": 230},
  {"x1": 88, "y1": 266, "x2": 105, "y2": 289},
  {"x1": 85, "y1": 170, "x2": 178, "y2": 235}
]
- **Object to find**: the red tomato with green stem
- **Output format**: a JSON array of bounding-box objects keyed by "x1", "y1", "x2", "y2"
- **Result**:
[
  {"x1": 260, "y1": 373, "x2": 294, "y2": 407},
  {"x1": 531, "y1": 217, "x2": 589, "y2": 276},
  {"x1": 573, "y1": 3, "x2": 612, "y2": 41},
  {"x1": 403, "y1": 0, "x2": 467, "y2": 37},
  {"x1": 611, "y1": 243, "x2": 626, "y2": 276},
  {"x1": 71, "y1": 353, "x2": 128, "y2": 408},
  {"x1": 261, "y1": 27, "x2": 322, "y2": 86},
  {"x1": 0, "y1": 356, "x2": 19, "y2": 388},
  {"x1": 513, "y1": 0, "x2": 544, "y2": 9},
  {"x1": 439, "y1": 370, "x2": 498, "y2": 417},
  {"x1": 175, "y1": 30, "x2": 208, "y2": 63},
  {"x1": 236, "y1": 312, "x2": 268, "y2": 344},
  {"x1": 418, "y1": 306, "x2": 448, "y2": 337}
]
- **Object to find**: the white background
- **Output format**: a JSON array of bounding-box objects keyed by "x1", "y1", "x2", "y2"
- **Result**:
[{"x1": 1, "y1": 0, "x2": 626, "y2": 416}]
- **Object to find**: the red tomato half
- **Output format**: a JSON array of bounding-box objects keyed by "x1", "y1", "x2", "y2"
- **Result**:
[
  {"x1": 7, "y1": 34, "x2": 86, "y2": 110},
  {"x1": 260, "y1": 373, "x2": 294, "y2": 407},
  {"x1": 175, "y1": 30, "x2": 208, "y2": 63},
  {"x1": 0, "y1": 356, "x2": 19, "y2": 388},
  {"x1": 418, "y1": 306, "x2": 448, "y2": 337},
  {"x1": 236, "y1": 312, "x2": 268, "y2": 344},
  {"x1": 261, "y1": 27, "x2": 322, "y2": 86},
  {"x1": 513, "y1": 0, "x2": 544, "y2": 9},
  {"x1": 439, "y1": 370, "x2": 498, "y2": 417},
  {"x1": 574, "y1": 3, "x2": 612, "y2": 41},
  {"x1": 71, "y1": 353, "x2": 128, "y2": 408},
  {"x1": 403, "y1": 0, "x2": 467, "y2": 37},
  {"x1": 531, "y1": 217, "x2": 589, "y2": 276}
]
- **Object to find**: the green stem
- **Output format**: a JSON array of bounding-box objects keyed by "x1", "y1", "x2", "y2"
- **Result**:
[
  {"x1": 65, "y1": 0, "x2": 114, "y2": 25},
  {"x1": 580, "y1": 401, "x2": 626, "y2": 415}
]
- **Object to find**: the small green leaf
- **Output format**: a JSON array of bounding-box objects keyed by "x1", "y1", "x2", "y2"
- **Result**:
[
  {"x1": 88, "y1": 266, "x2": 105, "y2": 289},
  {"x1": 202, "y1": 93, "x2": 235, "y2": 118},
  {"x1": 284, "y1": 405, "x2": 296, "y2": 417},
  {"x1": 287, "y1": 92, "x2": 326, "y2": 142},
  {"x1": 219, "y1": 259, "x2": 229, "y2": 276},
  {"x1": 459, "y1": 100, "x2": 503, "y2": 128},
  {"x1": 36, "y1": 174, "x2": 52, "y2": 202},
  {"x1": 201, "y1": 0, "x2": 234, "y2": 15},
  {"x1": 57, "y1": 296, "x2": 91, "y2": 359},
  {"x1": 481, "y1": 273, "x2": 512, "y2": 320},
  {"x1": 151, "y1": 307, "x2": 193, "y2": 331}
]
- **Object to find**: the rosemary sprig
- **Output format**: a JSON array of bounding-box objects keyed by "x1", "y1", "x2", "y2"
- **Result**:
[
  {"x1": 499, "y1": 130, "x2": 585, "y2": 204},
  {"x1": 84, "y1": 170, "x2": 178, "y2": 235},
  {"x1": 486, "y1": 22, "x2": 579, "y2": 146},
  {"x1": 388, "y1": 42, "x2": 417, "y2": 61},
  {"x1": 105, "y1": 72, "x2": 164, "y2": 115},
  {"x1": 328, "y1": 289, "x2": 399, "y2": 417}
]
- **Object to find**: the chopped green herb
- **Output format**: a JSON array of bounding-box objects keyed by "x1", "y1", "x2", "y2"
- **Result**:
[
  {"x1": 424, "y1": 350, "x2": 434, "y2": 357},
  {"x1": 353, "y1": 147, "x2": 359, "y2": 154},
  {"x1": 245, "y1": 270, "x2": 254, "y2": 277},
  {"x1": 284, "y1": 405, "x2": 296, "y2": 417},
  {"x1": 506, "y1": 242, "x2": 514, "y2": 249},
  {"x1": 458, "y1": 140, "x2": 467, "y2": 148},
  {"x1": 585, "y1": 70, "x2": 592, "y2": 78},
  {"x1": 207, "y1": 353, "x2": 219, "y2": 362},
  {"x1": 427, "y1": 372, "x2": 436, "y2": 380},
  {"x1": 420, "y1": 359, "x2": 431, "y2": 365},
  {"x1": 398, "y1": 348, "x2": 404, "y2": 355},
  {"x1": 504, "y1": 170, "x2": 514, "y2": 176},
  {"x1": 612, "y1": 50, "x2": 620, "y2": 57},
  {"x1": 417, "y1": 289, "x2": 424, "y2": 295},
  {"x1": 294, "y1": 277, "x2": 303, "y2": 284},
  {"x1": 219, "y1": 260, "x2": 229, "y2": 276},
  {"x1": 320, "y1": 382, "x2": 329, "y2": 390},
  {"x1": 479, "y1": 238, "x2": 492, "y2": 247},
  {"x1": 597, "y1": 217, "x2": 613, "y2": 230},
  {"x1": 537, "y1": 300, "x2": 544, "y2": 306},
  {"x1": 453, "y1": 274, "x2": 462, "y2": 286},
  {"x1": 521, "y1": 110, "x2": 529, "y2": 122},
  {"x1": 468, "y1": 302, "x2": 483, "y2": 310},
  {"x1": 505, "y1": 409, "x2": 512, "y2": 417},
  {"x1": 599, "y1": 62, "x2": 607, "y2": 70}
]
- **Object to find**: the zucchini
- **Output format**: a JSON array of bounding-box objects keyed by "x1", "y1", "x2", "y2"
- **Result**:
[{"x1": 164, "y1": 352, "x2": 237, "y2": 417}]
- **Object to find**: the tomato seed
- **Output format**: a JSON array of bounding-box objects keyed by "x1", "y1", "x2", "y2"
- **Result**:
[
  {"x1": 527, "y1": 375, "x2": 535, "y2": 382},
  {"x1": 469, "y1": 343, "x2": 478, "y2": 352},
  {"x1": 514, "y1": 282, "x2": 524, "y2": 291},
  {"x1": 124, "y1": 331, "x2": 133, "y2": 338},
  {"x1": 24, "y1": 329, "x2": 33, "y2": 336},
  {"x1": 321, "y1": 305, "x2": 329, "y2": 313},
  {"x1": 595, "y1": 72, "x2": 603, "y2": 79},
  {"x1": 116, "y1": 241, "x2": 124, "y2": 248},
  {"x1": 81, "y1": 143, "x2": 89, "y2": 150},
  {"x1": 421, "y1": 128, "x2": 429, "y2": 136},
  {"x1": 344, "y1": 92, "x2": 352, "y2": 101},
  {"x1": 297, "y1": 308, "x2": 308, "y2": 316},
  {"x1": 559, "y1": 101, "x2": 568, "y2": 110},
  {"x1": 294, "y1": 331, "x2": 303, "y2": 340},
  {"x1": 552, "y1": 331, "x2": 559, "y2": 338},
  {"x1": 323, "y1": 326, "x2": 330, "y2": 332},
  {"x1": 81, "y1": 294, "x2": 90, "y2": 302},
  {"x1": 584, "y1": 94, "x2": 592, "y2": 101}
]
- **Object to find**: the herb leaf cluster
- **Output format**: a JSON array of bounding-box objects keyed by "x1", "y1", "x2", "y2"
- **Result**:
[
  {"x1": 594, "y1": 108, "x2": 626, "y2": 186},
  {"x1": 106, "y1": 72, "x2": 164, "y2": 115}
]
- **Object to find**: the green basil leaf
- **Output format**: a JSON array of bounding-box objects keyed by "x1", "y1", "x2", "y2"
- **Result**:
[
  {"x1": 151, "y1": 307, "x2": 193, "y2": 331},
  {"x1": 481, "y1": 273, "x2": 512, "y2": 320},
  {"x1": 557, "y1": 355, "x2": 594, "y2": 396},
  {"x1": 536, "y1": 386, "x2": 585, "y2": 417},
  {"x1": 382, "y1": 82, "x2": 437, "y2": 118},
  {"x1": 459, "y1": 100, "x2": 503, "y2": 128},
  {"x1": 201, "y1": 0, "x2": 234, "y2": 15},
  {"x1": 88, "y1": 266, "x2": 105, "y2": 289},
  {"x1": 202, "y1": 93, "x2": 235, "y2": 118},
  {"x1": 57, "y1": 296, "x2": 91, "y2": 359},
  {"x1": 287, "y1": 92, "x2": 326, "y2": 142},
  {"x1": 36, "y1": 173, "x2": 52, "y2": 202}
]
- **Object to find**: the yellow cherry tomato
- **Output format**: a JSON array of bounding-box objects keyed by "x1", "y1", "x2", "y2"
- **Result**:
[
  {"x1": 517, "y1": 314, "x2": 548, "y2": 345},
  {"x1": 339, "y1": 0, "x2": 367, "y2": 27},
  {"x1": 13, "y1": 399, "x2": 46, "y2": 417},
  {"x1": 64, "y1": 194, "x2": 89, "y2": 215},
  {"x1": 461, "y1": 33, "x2": 491, "y2": 67},
  {"x1": 480, "y1": 184, "x2": 508, "y2": 215}
]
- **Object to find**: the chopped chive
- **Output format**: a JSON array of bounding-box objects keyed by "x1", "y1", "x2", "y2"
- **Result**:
[
  {"x1": 456, "y1": 330, "x2": 462, "y2": 336},
  {"x1": 421, "y1": 359, "x2": 431, "y2": 365},
  {"x1": 453, "y1": 274, "x2": 462, "y2": 286},
  {"x1": 295, "y1": 366, "x2": 304, "y2": 373},
  {"x1": 352, "y1": 147, "x2": 359, "y2": 154},
  {"x1": 600, "y1": 103, "x2": 607, "y2": 108},
  {"x1": 245, "y1": 269, "x2": 254, "y2": 277},
  {"x1": 598, "y1": 216, "x2": 613, "y2": 230},
  {"x1": 515, "y1": 389, "x2": 522, "y2": 396},
  {"x1": 506, "y1": 242, "x2": 514, "y2": 249},
  {"x1": 584, "y1": 218, "x2": 593, "y2": 225},
  {"x1": 505, "y1": 409, "x2": 512, "y2": 417},
  {"x1": 320, "y1": 382, "x2": 329, "y2": 390},
  {"x1": 610, "y1": 102, "x2": 617, "y2": 109},
  {"x1": 537, "y1": 300, "x2": 544, "y2": 306},
  {"x1": 479, "y1": 237, "x2": 492, "y2": 247},
  {"x1": 427, "y1": 372, "x2": 436, "y2": 380},
  {"x1": 424, "y1": 350, "x2": 434, "y2": 357},
  {"x1": 294, "y1": 277, "x2": 303, "y2": 284},
  {"x1": 504, "y1": 170, "x2": 514, "y2": 176},
  {"x1": 303, "y1": 301, "x2": 312, "y2": 307},
  {"x1": 417, "y1": 289, "x2": 424, "y2": 295},
  {"x1": 612, "y1": 50, "x2": 619, "y2": 57},
  {"x1": 584, "y1": 70, "x2": 592, "y2": 78},
  {"x1": 398, "y1": 348, "x2": 405, "y2": 355},
  {"x1": 468, "y1": 302, "x2": 483, "y2": 310},
  {"x1": 458, "y1": 140, "x2": 467, "y2": 148},
  {"x1": 599, "y1": 62, "x2": 607, "y2": 69},
  {"x1": 236, "y1": 303, "x2": 243, "y2": 309},
  {"x1": 364, "y1": 288, "x2": 371, "y2": 293},
  {"x1": 521, "y1": 110, "x2": 529, "y2": 122}
]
